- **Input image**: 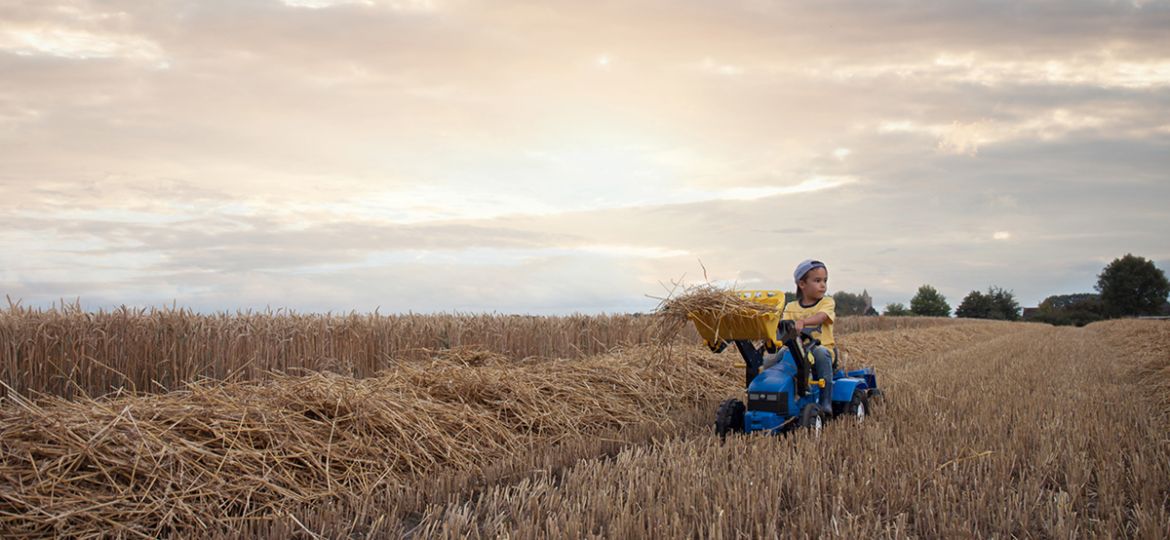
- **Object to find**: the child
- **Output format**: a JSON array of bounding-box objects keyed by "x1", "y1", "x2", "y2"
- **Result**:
[{"x1": 782, "y1": 259, "x2": 837, "y2": 416}]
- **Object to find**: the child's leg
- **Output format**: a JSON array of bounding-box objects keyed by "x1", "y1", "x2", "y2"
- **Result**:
[{"x1": 811, "y1": 346, "x2": 834, "y2": 412}]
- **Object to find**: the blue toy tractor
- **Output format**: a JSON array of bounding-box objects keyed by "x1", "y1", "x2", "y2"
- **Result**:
[{"x1": 686, "y1": 290, "x2": 881, "y2": 437}]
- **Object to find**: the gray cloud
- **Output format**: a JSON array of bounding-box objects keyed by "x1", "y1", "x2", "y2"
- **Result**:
[{"x1": 2, "y1": 0, "x2": 1169, "y2": 313}]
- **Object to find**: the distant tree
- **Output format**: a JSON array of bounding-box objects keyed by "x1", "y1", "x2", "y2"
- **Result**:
[
  {"x1": 1039, "y1": 293, "x2": 1100, "y2": 312},
  {"x1": 1033, "y1": 294, "x2": 1106, "y2": 327},
  {"x1": 956, "y1": 287, "x2": 1018, "y2": 320},
  {"x1": 910, "y1": 285, "x2": 951, "y2": 317},
  {"x1": 1096, "y1": 254, "x2": 1170, "y2": 317},
  {"x1": 882, "y1": 302, "x2": 911, "y2": 316},
  {"x1": 988, "y1": 287, "x2": 1021, "y2": 321},
  {"x1": 956, "y1": 290, "x2": 993, "y2": 319},
  {"x1": 832, "y1": 291, "x2": 868, "y2": 316}
]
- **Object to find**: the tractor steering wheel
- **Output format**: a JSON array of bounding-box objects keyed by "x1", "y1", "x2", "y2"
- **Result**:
[{"x1": 799, "y1": 328, "x2": 821, "y2": 348}]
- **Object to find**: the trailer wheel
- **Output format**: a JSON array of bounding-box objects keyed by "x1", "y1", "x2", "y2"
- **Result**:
[
  {"x1": 846, "y1": 389, "x2": 869, "y2": 422},
  {"x1": 798, "y1": 403, "x2": 824, "y2": 433},
  {"x1": 715, "y1": 399, "x2": 745, "y2": 441}
]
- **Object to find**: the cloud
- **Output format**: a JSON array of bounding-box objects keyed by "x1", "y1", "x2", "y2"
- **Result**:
[
  {"x1": 688, "y1": 57, "x2": 745, "y2": 76},
  {"x1": 1, "y1": 0, "x2": 1168, "y2": 312},
  {"x1": 875, "y1": 102, "x2": 1163, "y2": 156},
  {"x1": 0, "y1": 3, "x2": 166, "y2": 65},
  {"x1": 281, "y1": 0, "x2": 438, "y2": 11},
  {"x1": 810, "y1": 53, "x2": 1170, "y2": 90},
  {"x1": 0, "y1": 26, "x2": 164, "y2": 62}
]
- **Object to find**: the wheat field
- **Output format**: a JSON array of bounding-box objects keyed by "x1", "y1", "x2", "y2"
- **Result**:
[
  {"x1": 0, "y1": 304, "x2": 956, "y2": 400},
  {"x1": 1, "y1": 311, "x2": 1167, "y2": 538}
]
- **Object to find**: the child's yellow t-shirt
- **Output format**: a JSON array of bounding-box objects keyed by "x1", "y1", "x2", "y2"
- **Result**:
[{"x1": 781, "y1": 296, "x2": 836, "y2": 349}]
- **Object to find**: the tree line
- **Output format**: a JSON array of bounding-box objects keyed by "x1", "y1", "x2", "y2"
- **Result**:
[{"x1": 875, "y1": 254, "x2": 1169, "y2": 325}]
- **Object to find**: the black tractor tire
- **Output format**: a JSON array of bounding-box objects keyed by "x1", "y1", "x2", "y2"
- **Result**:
[
  {"x1": 832, "y1": 399, "x2": 847, "y2": 416},
  {"x1": 715, "y1": 398, "x2": 746, "y2": 440},
  {"x1": 798, "y1": 403, "x2": 824, "y2": 432},
  {"x1": 845, "y1": 388, "x2": 870, "y2": 421}
]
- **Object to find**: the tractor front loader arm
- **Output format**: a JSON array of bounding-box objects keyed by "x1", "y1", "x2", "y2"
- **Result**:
[
  {"x1": 733, "y1": 340, "x2": 764, "y2": 388},
  {"x1": 778, "y1": 320, "x2": 811, "y2": 396}
]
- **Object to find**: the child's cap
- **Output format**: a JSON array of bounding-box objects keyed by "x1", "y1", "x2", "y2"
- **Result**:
[{"x1": 793, "y1": 259, "x2": 826, "y2": 284}]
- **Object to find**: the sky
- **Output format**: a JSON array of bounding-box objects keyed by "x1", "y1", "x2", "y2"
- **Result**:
[{"x1": 2, "y1": 0, "x2": 1169, "y2": 314}]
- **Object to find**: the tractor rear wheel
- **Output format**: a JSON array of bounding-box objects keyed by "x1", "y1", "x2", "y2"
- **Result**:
[
  {"x1": 846, "y1": 388, "x2": 869, "y2": 422},
  {"x1": 715, "y1": 398, "x2": 745, "y2": 441},
  {"x1": 798, "y1": 403, "x2": 824, "y2": 433}
]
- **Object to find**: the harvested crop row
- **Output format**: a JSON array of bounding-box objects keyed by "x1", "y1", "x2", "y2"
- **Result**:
[
  {"x1": 404, "y1": 324, "x2": 1170, "y2": 539},
  {"x1": 0, "y1": 322, "x2": 1004, "y2": 538},
  {"x1": 835, "y1": 319, "x2": 1020, "y2": 372},
  {"x1": 0, "y1": 345, "x2": 739, "y2": 538},
  {"x1": 1090, "y1": 319, "x2": 1170, "y2": 411}
]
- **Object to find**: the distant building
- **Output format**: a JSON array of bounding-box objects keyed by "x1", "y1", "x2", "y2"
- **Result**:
[
  {"x1": 1022, "y1": 307, "x2": 1039, "y2": 320},
  {"x1": 862, "y1": 290, "x2": 879, "y2": 317}
]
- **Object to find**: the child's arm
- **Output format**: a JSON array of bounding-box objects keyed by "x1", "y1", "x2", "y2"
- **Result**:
[
  {"x1": 795, "y1": 297, "x2": 835, "y2": 331},
  {"x1": 794, "y1": 312, "x2": 829, "y2": 332}
]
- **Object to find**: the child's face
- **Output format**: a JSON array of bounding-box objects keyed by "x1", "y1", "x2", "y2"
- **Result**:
[{"x1": 799, "y1": 267, "x2": 828, "y2": 301}]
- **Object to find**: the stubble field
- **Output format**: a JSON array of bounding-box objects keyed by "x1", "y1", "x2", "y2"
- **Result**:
[{"x1": 1, "y1": 307, "x2": 1167, "y2": 538}]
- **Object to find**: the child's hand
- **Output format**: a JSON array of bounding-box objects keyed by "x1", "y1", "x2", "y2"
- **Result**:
[{"x1": 794, "y1": 320, "x2": 805, "y2": 332}]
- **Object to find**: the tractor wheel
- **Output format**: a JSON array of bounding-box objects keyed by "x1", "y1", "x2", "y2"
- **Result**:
[
  {"x1": 798, "y1": 403, "x2": 824, "y2": 433},
  {"x1": 845, "y1": 389, "x2": 870, "y2": 422},
  {"x1": 714, "y1": 399, "x2": 746, "y2": 441}
]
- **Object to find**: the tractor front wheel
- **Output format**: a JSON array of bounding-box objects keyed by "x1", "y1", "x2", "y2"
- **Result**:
[
  {"x1": 846, "y1": 388, "x2": 870, "y2": 422},
  {"x1": 715, "y1": 398, "x2": 746, "y2": 441},
  {"x1": 798, "y1": 403, "x2": 824, "y2": 433}
]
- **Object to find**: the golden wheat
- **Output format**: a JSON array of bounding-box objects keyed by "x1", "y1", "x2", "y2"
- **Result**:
[
  {"x1": 0, "y1": 319, "x2": 1092, "y2": 538},
  {"x1": 1, "y1": 302, "x2": 956, "y2": 400}
]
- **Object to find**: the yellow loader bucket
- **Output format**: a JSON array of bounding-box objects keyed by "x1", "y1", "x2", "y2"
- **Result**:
[{"x1": 687, "y1": 290, "x2": 786, "y2": 350}]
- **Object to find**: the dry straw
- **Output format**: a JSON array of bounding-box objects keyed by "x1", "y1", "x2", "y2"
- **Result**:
[
  {"x1": 1091, "y1": 319, "x2": 1170, "y2": 408},
  {"x1": 3, "y1": 301, "x2": 958, "y2": 401},
  {"x1": 0, "y1": 318, "x2": 1000, "y2": 538},
  {"x1": 6, "y1": 312, "x2": 1158, "y2": 538},
  {"x1": 651, "y1": 283, "x2": 777, "y2": 343},
  {"x1": 397, "y1": 321, "x2": 1170, "y2": 539},
  {"x1": 0, "y1": 345, "x2": 738, "y2": 538},
  {"x1": 650, "y1": 282, "x2": 966, "y2": 350},
  {"x1": 0, "y1": 302, "x2": 676, "y2": 400}
]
